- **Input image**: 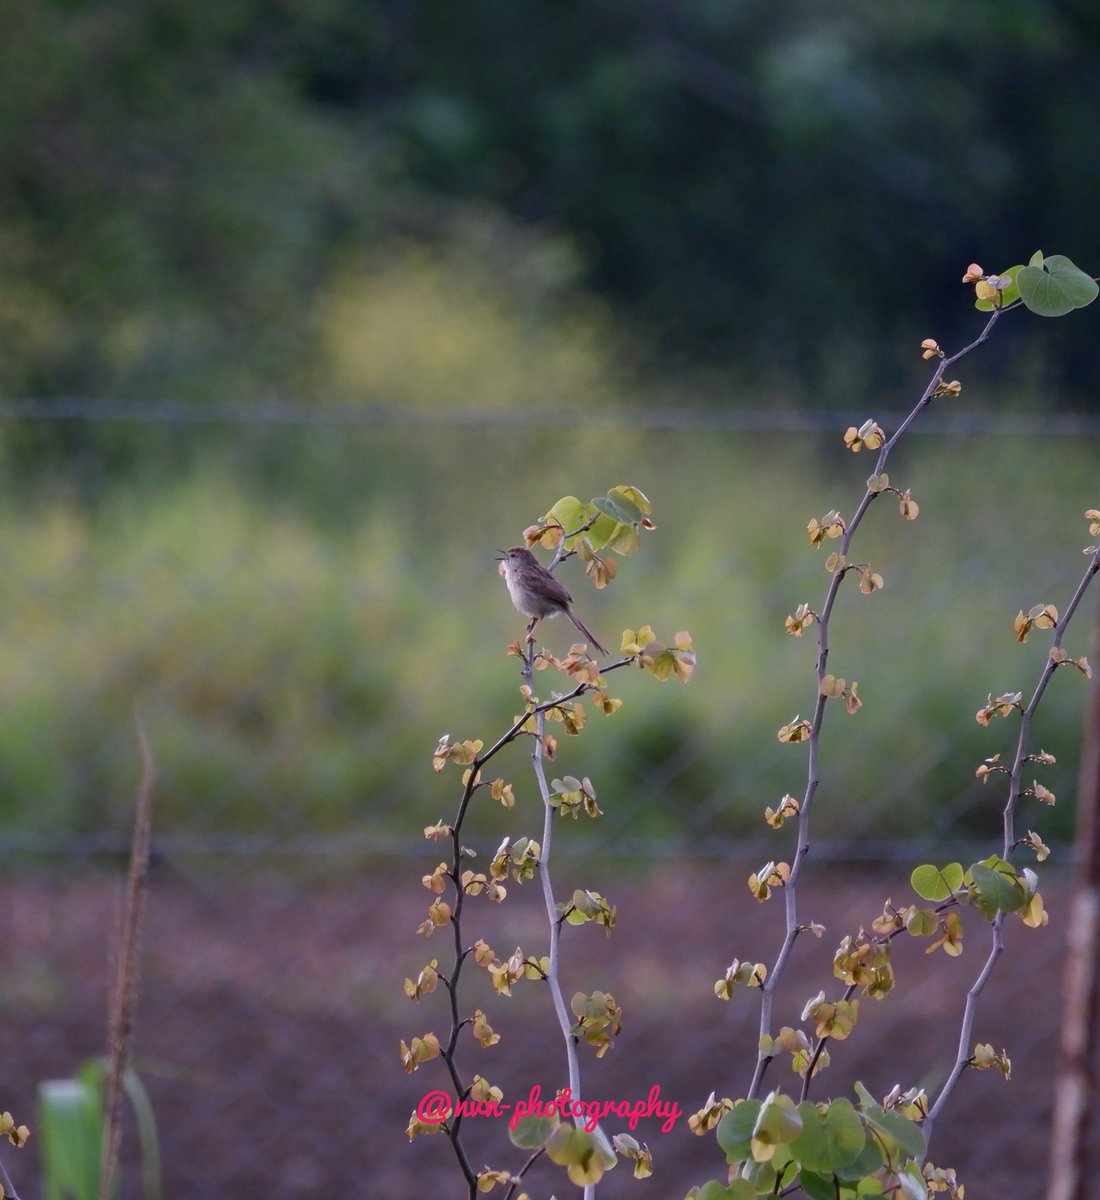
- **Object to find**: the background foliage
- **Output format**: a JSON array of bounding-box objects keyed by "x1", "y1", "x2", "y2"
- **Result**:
[
  {"x1": 4, "y1": 0, "x2": 1100, "y2": 406},
  {"x1": 1, "y1": 420, "x2": 1094, "y2": 854}
]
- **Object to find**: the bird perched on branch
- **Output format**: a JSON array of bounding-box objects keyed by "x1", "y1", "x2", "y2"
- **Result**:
[{"x1": 498, "y1": 546, "x2": 607, "y2": 655}]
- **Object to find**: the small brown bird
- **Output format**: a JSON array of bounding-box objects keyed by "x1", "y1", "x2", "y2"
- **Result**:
[{"x1": 498, "y1": 546, "x2": 608, "y2": 655}]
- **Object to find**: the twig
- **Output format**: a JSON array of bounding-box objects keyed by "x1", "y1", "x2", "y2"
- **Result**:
[
  {"x1": 99, "y1": 716, "x2": 156, "y2": 1200},
  {"x1": 923, "y1": 547, "x2": 1100, "y2": 1146},
  {"x1": 0, "y1": 1154, "x2": 23, "y2": 1200},
  {"x1": 524, "y1": 638, "x2": 594, "y2": 1200},
  {"x1": 438, "y1": 599, "x2": 631, "y2": 1194},
  {"x1": 502, "y1": 1146, "x2": 547, "y2": 1199},
  {"x1": 503, "y1": 524, "x2": 616, "y2": 1199},
  {"x1": 749, "y1": 307, "x2": 1009, "y2": 1100}
]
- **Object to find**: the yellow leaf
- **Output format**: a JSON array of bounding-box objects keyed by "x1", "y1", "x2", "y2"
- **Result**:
[{"x1": 820, "y1": 674, "x2": 846, "y2": 697}]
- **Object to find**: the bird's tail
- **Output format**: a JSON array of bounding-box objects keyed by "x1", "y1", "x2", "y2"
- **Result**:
[{"x1": 566, "y1": 610, "x2": 608, "y2": 656}]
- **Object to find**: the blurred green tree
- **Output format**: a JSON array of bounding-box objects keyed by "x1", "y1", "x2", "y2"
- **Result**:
[{"x1": 2, "y1": 0, "x2": 1100, "y2": 403}]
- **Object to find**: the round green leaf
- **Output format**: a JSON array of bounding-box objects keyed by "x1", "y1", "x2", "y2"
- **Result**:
[
  {"x1": 910, "y1": 862, "x2": 963, "y2": 902},
  {"x1": 694, "y1": 1181, "x2": 756, "y2": 1200},
  {"x1": 606, "y1": 522, "x2": 640, "y2": 555},
  {"x1": 860, "y1": 1105, "x2": 925, "y2": 1160},
  {"x1": 587, "y1": 510, "x2": 618, "y2": 552},
  {"x1": 716, "y1": 1101, "x2": 760, "y2": 1163},
  {"x1": 789, "y1": 1104, "x2": 827, "y2": 1171},
  {"x1": 610, "y1": 484, "x2": 652, "y2": 513},
  {"x1": 970, "y1": 862, "x2": 1024, "y2": 914},
  {"x1": 546, "y1": 496, "x2": 588, "y2": 542},
  {"x1": 905, "y1": 908, "x2": 938, "y2": 937},
  {"x1": 746, "y1": 1158, "x2": 778, "y2": 1192},
  {"x1": 592, "y1": 493, "x2": 643, "y2": 525},
  {"x1": 821, "y1": 1099, "x2": 867, "y2": 1168},
  {"x1": 1017, "y1": 254, "x2": 1098, "y2": 317},
  {"x1": 753, "y1": 1092, "x2": 802, "y2": 1149},
  {"x1": 545, "y1": 1125, "x2": 616, "y2": 1185},
  {"x1": 790, "y1": 1099, "x2": 867, "y2": 1173},
  {"x1": 509, "y1": 1112, "x2": 559, "y2": 1149},
  {"x1": 834, "y1": 1135, "x2": 884, "y2": 1182},
  {"x1": 798, "y1": 1169, "x2": 840, "y2": 1200}
]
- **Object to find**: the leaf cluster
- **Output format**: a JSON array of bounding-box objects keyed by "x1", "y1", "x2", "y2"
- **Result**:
[
  {"x1": 405, "y1": 484, "x2": 696, "y2": 1195},
  {"x1": 693, "y1": 1082, "x2": 927, "y2": 1200}
]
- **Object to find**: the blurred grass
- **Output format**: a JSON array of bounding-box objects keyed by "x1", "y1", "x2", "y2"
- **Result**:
[
  {"x1": 1, "y1": 226, "x2": 1094, "y2": 853},
  {"x1": 0, "y1": 424, "x2": 1094, "y2": 852}
]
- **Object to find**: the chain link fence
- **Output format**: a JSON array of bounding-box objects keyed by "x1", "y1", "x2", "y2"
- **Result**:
[{"x1": 1, "y1": 406, "x2": 1096, "y2": 1196}]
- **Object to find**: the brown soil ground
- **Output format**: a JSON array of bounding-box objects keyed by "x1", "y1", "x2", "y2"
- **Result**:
[{"x1": 0, "y1": 860, "x2": 1086, "y2": 1198}]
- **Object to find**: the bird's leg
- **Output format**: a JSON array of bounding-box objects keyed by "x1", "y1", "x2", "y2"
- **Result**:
[{"x1": 525, "y1": 614, "x2": 543, "y2": 646}]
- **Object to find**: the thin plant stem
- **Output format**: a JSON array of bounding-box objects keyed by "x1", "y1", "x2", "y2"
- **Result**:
[
  {"x1": 525, "y1": 640, "x2": 594, "y2": 1200},
  {"x1": 0, "y1": 1154, "x2": 23, "y2": 1200},
  {"x1": 435, "y1": 528, "x2": 631, "y2": 1195},
  {"x1": 749, "y1": 307, "x2": 1008, "y2": 1100},
  {"x1": 99, "y1": 716, "x2": 156, "y2": 1200},
  {"x1": 923, "y1": 549, "x2": 1100, "y2": 1147}
]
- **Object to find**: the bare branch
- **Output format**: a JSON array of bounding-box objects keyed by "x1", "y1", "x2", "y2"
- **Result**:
[
  {"x1": 524, "y1": 642, "x2": 592, "y2": 1199},
  {"x1": 0, "y1": 1154, "x2": 23, "y2": 1200},
  {"x1": 924, "y1": 548, "x2": 1100, "y2": 1145},
  {"x1": 99, "y1": 715, "x2": 156, "y2": 1200},
  {"x1": 750, "y1": 308, "x2": 1008, "y2": 1100}
]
